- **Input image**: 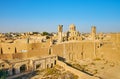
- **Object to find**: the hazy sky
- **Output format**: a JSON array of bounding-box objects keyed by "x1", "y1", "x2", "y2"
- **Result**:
[{"x1": 0, "y1": 0, "x2": 120, "y2": 33}]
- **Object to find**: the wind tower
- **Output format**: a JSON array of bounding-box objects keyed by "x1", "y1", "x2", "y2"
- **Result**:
[
  {"x1": 58, "y1": 25, "x2": 63, "y2": 43},
  {"x1": 91, "y1": 26, "x2": 97, "y2": 58},
  {"x1": 91, "y1": 26, "x2": 96, "y2": 40}
]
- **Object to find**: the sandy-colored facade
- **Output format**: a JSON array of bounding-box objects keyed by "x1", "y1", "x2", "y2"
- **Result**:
[
  {"x1": 0, "y1": 24, "x2": 120, "y2": 65},
  {"x1": 0, "y1": 24, "x2": 120, "y2": 79}
]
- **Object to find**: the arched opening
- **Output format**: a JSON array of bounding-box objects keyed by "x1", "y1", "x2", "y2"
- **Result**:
[
  {"x1": 54, "y1": 60, "x2": 56, "y2": 65},
  {"x1": 15, "y1": 47, "x2": 17, "y2": 53},
  {"x1": 51, "y1": 63, "x2": 53, "y2": 68},
  {"x1": 36, "y1": 64, "x2": 41, "y2": 70},
  {"x1": 81, "y1": 52, "x2": 83, "y2": 59},
  {"x1": 47, "y1": 64, "x2": 49, "y2": 68},
  {"x1": 32, "y1": 48, "x2": 34, "y2": 50},
  {"x1": 49, "y1": 48, "x2": 51, "y2": 55},
  {"x1": 20, "y1": 64, "x2": 26, "y2": 73},
  {"x1": 1, "y1": 48, "x2": 3, "y2": 54},
  {"x1": 12, "y1": 68, "x2": 16, "y2": 75},
  {"x1": 73, "y1": 37, "x2": 74, "y2": 40},
  {"x1": 8, "y1": 47, "x2": 10, "y2": 50}
]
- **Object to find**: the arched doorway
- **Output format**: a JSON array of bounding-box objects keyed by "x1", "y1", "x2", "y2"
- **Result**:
[
  {"x1": 47, "y1": 64, "x2": 49, "y2": 68},
  {"x1": 20, "y1": 64, "x2": 27, "y2": 73},
  {"x1": 54, "y1": 60, "x2": 56, "y2": 65},
  {"x1": 12, "y1": 68, "x2": 16, "y2": 75},
  {"x1": 36, "y1": 64, "x2": 41, "y2": 70},
  {"x1": 51, "y1": 63, "x2": 53, "y2": 68}
]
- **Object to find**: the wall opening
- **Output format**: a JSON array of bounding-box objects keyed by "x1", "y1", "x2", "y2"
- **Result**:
[
  {"x1": 49, "y1": 48, "x2": 51, "y2": 55},
  {"x1": 36, "y1": 64, "x2": 41, "y2": 69},
  {"x1": 12, "y1": 68, "x2": 16, "y2": 75},
  {"x1": 51, "y1": 63, "x2": 53, "y2": 68},
  {"x1": 1, "y1": 48, "x2": 3, "y2": 54},
  {"x1": 81, "y1": 52, "x2": 83, "y2": 59},
  {"x1": 47, "y1": 64, "x2": 49, "y2": 68},
  {"x1": 8, "y1": 47, "x2": 10, "y2": 50},
  {"x1": 15, "y1": 47, "x2": 17, "y2": 53},
  {"x1": 20, "y1": 64, "x2": 26, "y2": 73},
  {"x1": 54, "y1": 60, "x2": 56, "y2": 65},
  {"x1": 1, "y1": 64, "x2": 4, "y2": 67}
]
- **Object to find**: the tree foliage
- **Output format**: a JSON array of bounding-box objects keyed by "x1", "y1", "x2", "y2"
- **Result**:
[{"x1": 42, "y1": 32, "x2": 49, "y2": 36}]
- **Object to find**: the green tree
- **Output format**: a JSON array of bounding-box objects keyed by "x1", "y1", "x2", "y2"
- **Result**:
[{"x1": 42, "y1": 32, "x2": 49, "y2": 36}]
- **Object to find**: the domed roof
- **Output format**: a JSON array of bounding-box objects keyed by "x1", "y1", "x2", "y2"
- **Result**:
[
  {"x1": 69, "y1": 24, "x2": 75, "y2": 28},
  {"x1": 69, "y1": 24, "x2": 76, "y2": 31}
]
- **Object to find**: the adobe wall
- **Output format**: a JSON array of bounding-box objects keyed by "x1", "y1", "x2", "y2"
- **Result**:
[
  {"x1": 12, "y1": 53, "x2": 28, "y2": 59},
  {"x1": 96, "y1": 42, "x2": 120, "y2": 62},
  {"x1": 0, "y1": 43, "x2": 28, "y2": 54},
  {"x1": 107, "y1": 33, "x2": 120, "y2": 43},
  {"x1": 0, "y1": 38, "x2": 120, "y2": 62},
  {"x1": 27, "y1": 48, "x2": 49, "y2": 58},
  {"x1": 0, "y1": 42, "x2": 50, "y2": 59},
  {"x1": 52, "y1": 41, "x2": 95, "y2": 61},
  {"x1": 0, "y1": 54, "x2": 13, "y2": 59},
  {"x1": 27, "y1": 43, "x2": 50, "y2": 58},
  {"x1": 52, "y1": 41, "x2": 120, "y2": 62}
]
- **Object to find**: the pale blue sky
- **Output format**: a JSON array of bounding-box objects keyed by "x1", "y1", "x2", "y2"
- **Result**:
[{"x1": 0, "y1": 0, "x2": 120, "y2": 33}]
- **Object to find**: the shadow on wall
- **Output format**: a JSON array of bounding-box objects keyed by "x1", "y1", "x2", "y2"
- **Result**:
[{"x1": 58, "y1": 56, "x2": 65, "y2": 62}]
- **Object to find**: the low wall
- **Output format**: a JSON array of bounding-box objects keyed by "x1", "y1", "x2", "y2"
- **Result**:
[
  {"x1": 57, "y1": 60, "x2": 99, "y2": 79},
  {"x1": 0, "y1": 54, "x2": 13, "y2": 59},
  {"x1": 12, "y1": 53, "x2": 28, "y2": 59}
]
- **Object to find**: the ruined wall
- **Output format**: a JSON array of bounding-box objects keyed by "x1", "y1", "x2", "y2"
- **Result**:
[
  {"x1": 96, "y1": 42, "x2": 120, "y2": 62},
  {"x1": 52, "y1": 44, "x2": 64, "y2": 57},
  {"x1": 27, "y1": 42, "x2": 50, "y2": 58},
  {"x1": 107, "y1": 33, "x2": 120, "y2": 43},
  {"x1": 52, "y1": 41, "x2": 95, "y2": 61},
  {"x1": 0, "y1": 43, "x2": 28, "y2": 54},
  {"x1": 0, "y1": 54, "x2": 13, "y2": 59},
  {"x1": 52, "y1": 41, "x2": 120, "y2": 62},
  {"x1": 0, "y1": 41, "x2": 50, "y2": 59},
  {"x1": 13, "y1": 53, "x2": 28, "y2": 59},
  {"x1": 1, "y1": 43, "x2": 16, "y2": 54},
  {"x1": 0, "y1": 37, "x2": 120, "y2": 62}
]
